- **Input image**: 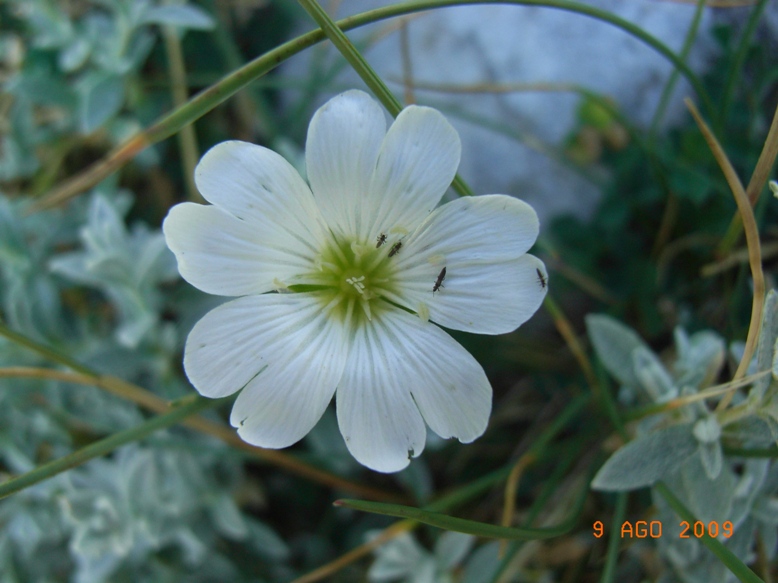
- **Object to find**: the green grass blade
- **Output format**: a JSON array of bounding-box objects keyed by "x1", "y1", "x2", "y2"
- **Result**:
[
  {"x1": 599, "y1": 492, "x2": 628, "y2": 583},
  {"x1": 654, "y1": 482, "x2": 764, "y2": 583},
  {"x1": 37, "y1": 0, "x2": 712, "y2": 210},
  {"x1": 334, "y1": 482, "x2": 585, "y2": 540},
  {"x1": 0, "y1": 396, "x2": 219, "y2": 500}
]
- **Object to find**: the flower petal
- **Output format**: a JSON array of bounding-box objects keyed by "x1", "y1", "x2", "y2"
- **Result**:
[
  {"x1": 184, "y1": 294, "x2": 348, "y2": 449},
  {"x1": 367, "y1": 105, "x2": 461, "y2": 239},
  {"x1": 306, "y1": 90, "x2": 386, "y2": 239},
  {"x1": 163, "y1": 202, "x2": 316, "y2": 296},
  {"x1": 336, "y1": 309, "x2": 491, "y2": 472},
  {"x1": 194, "y1": 140, "x2": 326, "y2": 261},
  {"x1": 394, "y1": 195, "x2": 546, "y2": 334},
  {"x1": 336, "y1": 312, "x2": 428, "y2": 473},
  {"x1": 386, "y1": 310, "x2": 492, "y2": 443}
]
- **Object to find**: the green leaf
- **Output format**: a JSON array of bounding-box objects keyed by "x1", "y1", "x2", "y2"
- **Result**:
[
  {"x1": 586, "y1": 314, "x2": 650, "y2": 389},
  {"x1": 632, "y1": 345, "x2": 677, "y2": 403},
  {"x1": 591, "y1": 424, "x2": 698, "y2": 491},
  {"x1": 680, "y1": 452, "x2": 733, "y2": 522},
  {"x1": 140, "y1": 4, "x2": 215, "y2": 30},
  {"x1": 751, "y1": 289, "x2": 778, "y2": 402},
  {"x1": 434, "y1": 531, "x2": 474, "y2": 570},
  {"x1": 78, "y1": 72, "x2": 125, "y2": 134}
]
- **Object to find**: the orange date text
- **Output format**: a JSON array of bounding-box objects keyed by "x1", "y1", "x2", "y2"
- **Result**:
[{"x1": 592, "y1": 520, "x2": 733, "y2": 539}]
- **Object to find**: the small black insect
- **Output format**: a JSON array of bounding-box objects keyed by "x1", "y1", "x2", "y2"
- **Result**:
[
  {"x1": 388, "y1": 241, "x2": 403, "y2": 257},
  {"x1": 432, "y1": 267, "x2": 447, "y2": 294},
  {"x1": 376, "y1": 233, "x2": 387, "y2": 248},
  {"x1": 536, "y1": 268, "x2": 547, "y2": 289}
]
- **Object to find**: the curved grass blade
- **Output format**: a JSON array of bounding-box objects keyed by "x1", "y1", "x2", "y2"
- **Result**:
[
  {"x1": 0, "y1": 395, "x2": 218, "y2": 500},
  {"x1": 334, "y1": 461, "x2": 592, "y2": 540},
  {"x1": 35, "y1": 0, "x2": 711, "y2": 210}
]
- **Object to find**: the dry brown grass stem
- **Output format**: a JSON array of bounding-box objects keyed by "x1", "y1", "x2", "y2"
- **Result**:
[
  {"x1": 0, "y1": 366, "x2": 407, "y2": 503},
  {"x1": 684, "y1": 99, "x2": 765, "y2": 412}
]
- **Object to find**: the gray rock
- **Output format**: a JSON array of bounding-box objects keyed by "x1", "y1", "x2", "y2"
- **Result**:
[{"x1": 283, "y1": 0, "x2": 722, "y2": 222}]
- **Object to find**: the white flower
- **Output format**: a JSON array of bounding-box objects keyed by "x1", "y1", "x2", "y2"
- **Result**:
[{"x1": 163, "y1": 90, "x2": 547, "y2": 473}]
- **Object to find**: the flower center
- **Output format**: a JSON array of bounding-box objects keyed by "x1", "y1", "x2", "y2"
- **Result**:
[{"x1": 309, "y1": 235, "x2": 401, "y2": 328}]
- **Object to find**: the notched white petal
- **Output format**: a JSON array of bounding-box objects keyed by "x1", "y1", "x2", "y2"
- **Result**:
[
  {"x1": 163, "y1": 202, "x2": 313, "y2": 296},
  {"x1": 194, "y1": 140, "x2": 326, "y2": 253},
  {"x1": 336, "y1": 316, "x2": 427, "y2": 473},
  {"x1": 395, "y1": 195, "x2": 545, "y2": 334},
  {"x1": 400, "y1": 195, "x2": 539, "y2": 265},
  {"x1": 184, "y1": 294, "x2": 348, "y2": 449},
  {"x1": 306, "y1": 90, "x2": 386, "y2": 239},
  {"x1": 428, "y1": 254, "x2": 547, "y2": 334},
  {"x1": 388, "y1": 311, "x2": 491, "y2": 443},
  {"x1": 367, "y1": 106, "x2": 461, "y2": 237}
]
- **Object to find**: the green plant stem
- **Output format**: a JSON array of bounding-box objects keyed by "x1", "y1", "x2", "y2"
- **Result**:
[
  {"x1": 655, "y1": 482, "x2": 764, "y2": 583},
  {"x1": 0, "y1": 395, "x2": 218, "y2": 500},
  {"x1": 335, "y1": 394, "x2": 591, "y2": 538},
  {"x1": 36, "y1": 0, "x2": 713, "y2": 210},
  {"x1": 719, "y1": 0, "x2": 769, "y2": 129},
  {"x1": 649, "y1": 0, "x2": 706, "y2": 136},
  {"x1": 163, "y1": 25, "x2": 203, "y2": 203},
  {"x1": 722, "y1": 445, "x2": 778, "y2": 458},
  {"x1": 336, "y1": 456, "x2": 596, "y2": 539},
  {"x1": 600, "y1": 492, "x2": 628, "y2": 583},
  {"x1": 0, "y1": 319, "x2": 93, "y2": 375}
]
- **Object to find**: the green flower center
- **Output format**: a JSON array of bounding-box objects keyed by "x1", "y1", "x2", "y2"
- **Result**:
[{"x1": 310, "y1": 235, "x2": 401, "y2": 327}]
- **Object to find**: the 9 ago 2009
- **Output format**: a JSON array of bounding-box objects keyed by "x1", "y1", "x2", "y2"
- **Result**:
[{"x1": 592, "y1": 520, "x2": 734, "y2": 539}]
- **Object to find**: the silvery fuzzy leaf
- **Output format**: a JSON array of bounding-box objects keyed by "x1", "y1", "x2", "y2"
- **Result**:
[
  {"x1": 723, "y1": 416, "x2": 775, "y2": 447},
  {"x1": 23, "y1": 0, "x2": 74, "y2": 49},
  {"x1": 246, "y1": 519, "x2": 290, "y2": 561},
  {"x1": 592, "y1": 424, "x2": 698, "y2": 491},
  {"x1": 751, "y1": 494, "x2": 778, "y2": 525},
  {"x1": 461, "y1": 542, "x2": 502, "y2": 583},
  {"x1": 139, "y1": 4, "x2": 215, "y2": 30},
  {"x1": 586, "y1": 314, "x2": 650, "y2": 389},
  {"x1": 368, "y1": 532, "x2": 426, "y2": 582},
  {"x1": 693, "y1": 416, "x2": 721, "y2": 444},
  {"x1": 749, "y1": 289, "x2": 778, "y2": 402},
  {"x1": 673, "y1": 328, "x2": 725, "y2": 389},
  {"x1": 727, "y1": 517, "x2": 757, "y2": 564},
  {"x1": 679, "y1": 454, "x2": 734, "y2": 524},
  {"x1": 208, "y1": 494, "x2": 247, "y2": 541},
  {"x1": 697, "y1": 440, "x2": 723, "y2": 481},
  {"x1": 729, "y1": 460, "x2": 769, "y2": 528},
  {"x1": 633, "y1": 345, "x2": 677, "y2": 403},
  {"x1": 50, "y1": 194, "x2": 177, "y2": 347},
  {"x1": 410, "y1": 559, "x2": 437, "y2": 583},
  {"x1": 77, "y1": 71, "x2": 125, "y2": 134},
  {"x1": 58, "y1": 36, "x2": 91, "y2": 72},
  {"x1": 434, "y1": 532, "x2": 475, "y2": 571}
]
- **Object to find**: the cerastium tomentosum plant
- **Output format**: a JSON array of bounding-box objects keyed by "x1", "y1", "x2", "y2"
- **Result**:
[
  {"x1": 589, "y1": 290, "x2": 778, "y2": 583},
  {"x1": 163, "y1": 90, "x2": 548, "y2": 472}
]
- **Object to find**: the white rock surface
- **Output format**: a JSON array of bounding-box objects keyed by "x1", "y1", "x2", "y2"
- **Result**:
[{"x1": 283, "y1": 0, "x2": 721, "y2": 222}]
